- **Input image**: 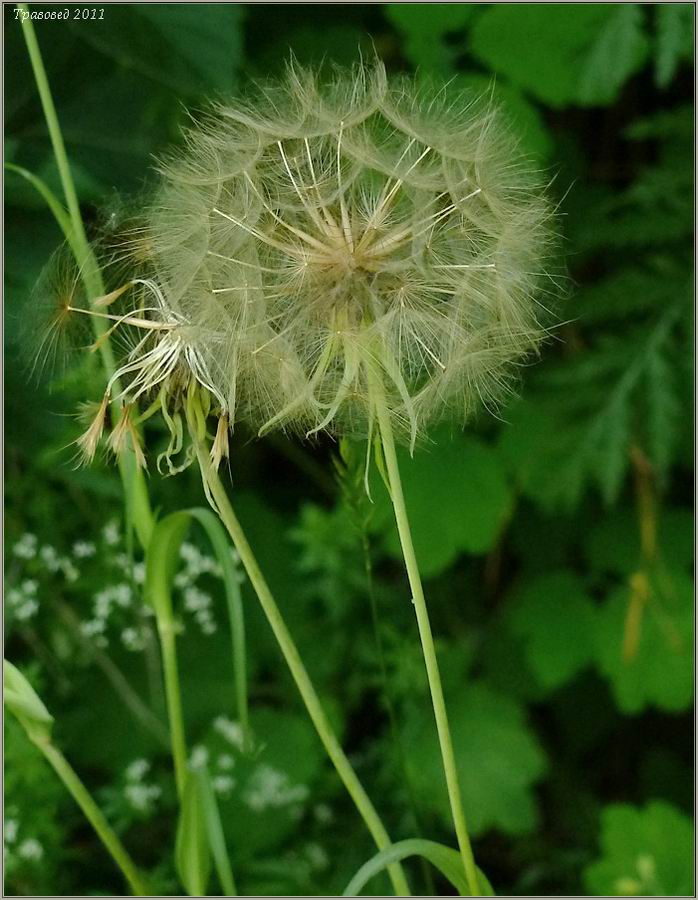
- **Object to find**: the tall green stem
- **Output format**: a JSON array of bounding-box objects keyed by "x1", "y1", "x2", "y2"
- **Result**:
[
  {"x1": 18, "y1": 4, "x2": 153, "y2": 549},
  {"x1": 158, "y1": 621, "x2": 188, "y2": 799},
  {"x1": 191, "y1": 434, "x2": 410, "y2": 898},
  {"x1": 37, "y1": 739, "x2": 149, "y2": 895},
  {"x1": 372, "y1": 382, "x2": 481, "y2": 897}
]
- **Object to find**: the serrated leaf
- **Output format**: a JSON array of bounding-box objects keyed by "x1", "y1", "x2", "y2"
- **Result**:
[
  {"x1": 402, "y1": 682, "x2": 547, "y2": 836},
  {"x1": 584, "y1": 802, "x2": 694, "y2": 896},
  {"x1": 507, "y1": 572, "x2": 597, "y2": 693},
  {"x1": 593, "y1": 570, "x2": 693, "y2": 713},
  {"x1": 655, "y1": 4, "x2": 694, "y2": 88}
]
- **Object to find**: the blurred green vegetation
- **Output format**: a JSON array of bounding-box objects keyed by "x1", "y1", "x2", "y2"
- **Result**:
[{"x1": 4, "y1": 3, "x2": 694, "y2": 896}]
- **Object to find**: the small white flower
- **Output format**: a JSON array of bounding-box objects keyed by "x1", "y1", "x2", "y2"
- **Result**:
[
  {"x1": 103, "y1": 520, "x2": 120, "y2": 546},
  {"x1": 313, "y1": 803, "x2": 333, "y2": 824},
  {"x1": 21, "y1": 580, "x2": 38, "y2": 595},
  {"x1": 15, "y1": 599, "x2": 39, "y2": 621},
  {"x1": 72, "y1": 541, "x2": 96, "y2": 559},
  {"x1": 81, "y1": 619, "x2": 106, "y2": 637},
  {"x1": 242, "y1": 764, "x2": 309, "y2": 812},
  {"x1": 125, "y1": 782, "x2": 161, "y2": 813},
  {"x1": 121, "y1": 627, "x2": 146, "y2": 652},
  {"x1": 217, "y1": 753, "x2": 235, "y2": 771},
  {"x1": 4, "y1": 820, "x2": 18, "y2": 844},
  {"x1": 189, "y1": 745, "x2": 209, "y2": 769},
  {"x1": 212, "y1": 775, "x2": 236, "y2": 796},
  {"x1": 213, "y1": 716, "x2": 245, "y2": 751},
  {"x1": 40, "y1": 545, "x2": 61, "y2": 571},
  {"x1": 17, "y1": 838, "x2": 43, "y2": 861},
  {"x1": 183, "y1": 586, "x2": 211, "y2": 612},
  {"x1": 126, "y1": 758, "x2": 150, "y2": 782},
  {"x1": 13, "y1": 533, "x2": 37, "y2": 559},
  {"x1": 132, "y1": 562, "x2": 146, "y2": 585}
]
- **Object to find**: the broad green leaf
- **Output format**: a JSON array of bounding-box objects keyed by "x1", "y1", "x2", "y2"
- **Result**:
[
  {"x1": 377, "y1": 434, "x2": 512, "y2": 577},
  {"x1": 402, "y1": 682, "x2": 547, "y2": 836},
  {"x1": 577, "y1": 5, "x2": 649, "y2": 105},
  {"x1": 469, "y1": 5, "x2": 648, "y2": 108},
  {"x1": 507, "y1": 571, "x2": 597, "y2": 693},
  {"x1": 3, "y1": 660, "x2": 54, "y2": 744},
  {"x1": 343, "y1": 838, "x2": 495, "y2": 896},
  {"x1": 584, "y1": 802, "x2": 694, "y2": 896},
  {"x1": 385, "y1": 4, "x2": 476, "y2": 73},
  {"x1": 175, "y1": 770, "x2": 211, "y2": 897},
  {"x1": 655, "y1": 4, "x2": 694, "y2": 88},
  {"x1": 593, "y1": 570, "x2": 693, "y2": 713}
]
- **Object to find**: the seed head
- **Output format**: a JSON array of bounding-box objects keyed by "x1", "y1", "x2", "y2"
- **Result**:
[{"x1": 76, "y1": 60, "x2": 558, "y2": 462}]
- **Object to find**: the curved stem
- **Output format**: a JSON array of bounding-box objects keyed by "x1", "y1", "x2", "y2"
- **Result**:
[
  {"x1": 371, "y1": 380, "x2": 481, "y2": 897},
  {"x1": 191, "y1": 433, "x2": 411, "y2": 897},
  {"x1": 37, "y1": 739, "x2": 149, "y2": 895}
]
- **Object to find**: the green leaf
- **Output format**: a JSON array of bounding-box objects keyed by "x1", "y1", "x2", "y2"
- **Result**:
[
  {"x1": 593, "y1": 570, "x2": 693, "y2": 713},
  {"x1": 577, "y1": 5, "x2": 650, "y2": 106},
  {"x1": 402, "y1": 682, "x2": 547, "y2": 836},
  {"x1": 385, "y1": 4, "x2": 476, "y2": 73},
  {"x1": 175, "y1": 770, "x2": 211, "y2": 897},
  {"x1": 194, "y1": 767, "x2": 236, "y2": 896},
  {"x1": 144, "y1": 511, "x2": 191, "y2": 622},
  {"x1": 3, "y1": 660, "x2": 54, "y2": 744},
  {"x1": 469, "y1": 5, "x2": 648, "y2": 108},
  {"x1": 377, "y1": 433, "x2": 512, "y2": 577},
  {"x1": 69, "y1": 5, "x2": 244, "y2": 96},
  {"x1": 655, "y1": 4, "x2": 694, "y2": 88},
  {"x1": 507, "y1": 571, "x2": 597, "y2": 693},
  {"x1": 145, "y1": 508, "x2": 249, "y2": 738},
  {"x1": 584, "y1": 802, "x2": 694, "y2": 896},
  {"x1": 343, "y1": 838, "x2": 495, "y2": 896}
]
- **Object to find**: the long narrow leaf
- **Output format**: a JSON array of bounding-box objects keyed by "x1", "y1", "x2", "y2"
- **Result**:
[
  {"x1": 342, "y1": 838, "x2": 495, "y2": 897},
  {"x1": 197, "y1": 766, "x2": 237, "y2": 896},
  {"x1": 175, "y1": 770, "x2": 211, "y2": 897},
  {"x1": 188, "y1": 507, "x2": 249, "y2": 744}
]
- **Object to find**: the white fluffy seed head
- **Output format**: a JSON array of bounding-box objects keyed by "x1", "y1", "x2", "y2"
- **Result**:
[{"x1": 97, "y1": 60, "x2": 559, "y2": 450}]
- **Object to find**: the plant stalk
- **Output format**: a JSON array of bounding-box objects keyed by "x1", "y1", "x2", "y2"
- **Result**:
[
  {"x1": 371, "y1": 382, "x2": 481, "y2": 897},
  {"x1": 36, "y1": 738, "x2": 149, "y2": 895},
  {"x1": 157, "y1": 620, "x2": 188, "y2": 799},
  {"x1": 191, "y1": 434, "x2": 411, "y2": 897},
  {"x1": 18, "y1": 4, "x2": 153, "y2": 549}
]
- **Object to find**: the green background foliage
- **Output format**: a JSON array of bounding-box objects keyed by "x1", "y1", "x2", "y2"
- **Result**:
[{"x1": 4, "y1": 3, "x2": 693, "y2": 896}]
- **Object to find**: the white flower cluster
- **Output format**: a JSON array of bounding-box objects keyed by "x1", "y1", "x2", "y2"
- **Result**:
[
  {"x1": 4, "y1": 818, "x2": 43, "y2": 866},
  {"x1": 242, "y1": 764, "x2": 310, "y2": 813},
  {"x1": 7, "y1": 580, "x2": 39, "y2": 622},
  {"x1": 123, "y1": 758, "x2": 161, "y2": 814}
]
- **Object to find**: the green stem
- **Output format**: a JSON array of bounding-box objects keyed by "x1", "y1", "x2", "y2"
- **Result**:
[
  {"x1": 157, "y1": 620, "x2": 188, "y2": 799},
  {"x1": 191, "y1": 434, "x2": 411, "y2": 898},
  {"x1": 18, "y1": 4, "x2": 153, "y2": 550},
  {"x1": 371, "y1": 381, "x2": 481, "y2": 897},
  {"x1": 36, "y1": 739, "x2": 149, "y2": 895}
]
